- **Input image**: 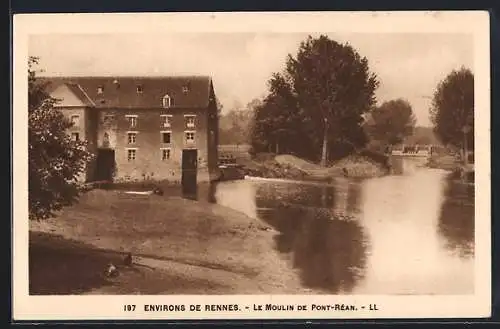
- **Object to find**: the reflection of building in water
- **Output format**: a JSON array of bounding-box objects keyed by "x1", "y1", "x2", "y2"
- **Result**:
[
  {"x1": 390, "y1": 157, "x2": 427, "y2": 176},
  {"x1": 437, "y1": 178, "x2": 475, "y2": 258},
  {"x1": 390, "y1": 157, "x2": 404, "y2": 175}
]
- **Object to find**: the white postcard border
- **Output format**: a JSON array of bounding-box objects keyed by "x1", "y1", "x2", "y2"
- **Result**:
[{"x1": 12, "y1": 11, "x2": 491, "y2": 320}]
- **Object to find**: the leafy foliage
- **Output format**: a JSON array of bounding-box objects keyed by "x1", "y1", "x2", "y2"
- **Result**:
[
  {"x1": 218, "y1": 99, "x2": 259, "y2": 145},
  {"x1": 429, "y1": 67, "x2": 474, "y2": 149},
  {"x1": 403, "y1": 126, "x2": 441, "y2": 146},
  {"x1": 28, "y1": 57, "x2": 94, "y2": 220},
  {"x1": 366, "y1": 99, "x2": 417, "y2": 146},
  {"x1": 251, "y1": 35, "x2": 379, "y2": 162},
  {"x1": 251, "y1": 73, "x2": 306, "y2": 156}
]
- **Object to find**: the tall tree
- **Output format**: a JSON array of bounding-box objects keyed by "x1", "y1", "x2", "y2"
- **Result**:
[
  {"x1": 251, "y1": 73, "x2": 307, "y2": 156},
  {"x1": 28, "y1": 57, "x2": 94, "y2": 220},
  {"x1": 286, "y1": 35, "x2": 379, "y2": 164},
  {"x1": 251, "y1": 35, "x2": 379, "y2": 164},
  {"x1": 367, "y1": 99, "x2": 417, "y2": 146},
  {"x1": 429, "y1": 67, "x2": 474, "y2": 154}
]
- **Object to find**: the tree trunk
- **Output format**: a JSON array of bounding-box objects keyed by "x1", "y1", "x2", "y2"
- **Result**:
[
  {"x1": 463, "y1": 131, "x2": 468, "y2": 166},
  {"x1": 321, "y1": 121, "x2": 328, "y2": 167}
]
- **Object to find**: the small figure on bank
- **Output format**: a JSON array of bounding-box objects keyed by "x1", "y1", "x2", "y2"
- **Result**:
[
  {"x1": 124, "y1": 252, "x2": 133, "y2": 266},
  {"x1": 105, "y1": 263, "x2": 119, "y2": 278},
  {"x1": 342, "y1": 167, "x2": 349, "y2": 177},
  {"x1": 153, "y1": 186, "x2": 164, "y2": 196}
]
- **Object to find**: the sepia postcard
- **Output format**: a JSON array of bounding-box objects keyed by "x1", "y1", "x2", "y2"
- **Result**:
[{"x1": 12, "y1": 11, "x2": 491, "y2": 321}]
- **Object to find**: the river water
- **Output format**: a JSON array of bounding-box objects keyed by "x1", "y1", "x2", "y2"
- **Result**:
[{"x1": 198, "y1": 157, "x2": 475, "y2": 295}]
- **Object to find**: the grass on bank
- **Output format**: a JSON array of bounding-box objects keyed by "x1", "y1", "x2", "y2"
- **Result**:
[
  {"x1": 29, "y1": 189, "x2": 313, "y2": 295},
  {"x1": 238, "y1": 151, "x2": 389, "y2": 181}
]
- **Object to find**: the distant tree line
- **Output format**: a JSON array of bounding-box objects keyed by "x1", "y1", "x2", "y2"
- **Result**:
[
  {"x1": 218, "y1": 36, "x2": 473, "y2": 166},
  {"x1": 218, "y1": 100, "x2": 257, "y2": 146}
]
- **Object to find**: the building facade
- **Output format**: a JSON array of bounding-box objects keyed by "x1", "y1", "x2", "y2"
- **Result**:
[{"x1": 46, "y1": 76, "x2": 220, "y2": 184}]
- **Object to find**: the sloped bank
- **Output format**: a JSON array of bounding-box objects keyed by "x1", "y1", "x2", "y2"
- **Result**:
[
  {"x1": 426, "y1": 154, "x2": 474, "y2": 184},
  {"x1": 29, "y1": 189, "x2": 317, "y2": 295},
  {"x1": 243, "y1": 151, "x2": 389, "y2": 181}
]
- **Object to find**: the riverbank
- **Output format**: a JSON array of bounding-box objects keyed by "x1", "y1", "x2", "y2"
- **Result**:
[
  {"x1": 240, "y1": 151, "x2": 389, "y2": 181},
  {"x1": 425, "y1": 154, "x2": 474, "y2": 184},
  {"x1": 29, "y1": 189, "x2": 317, "y2": 295}
]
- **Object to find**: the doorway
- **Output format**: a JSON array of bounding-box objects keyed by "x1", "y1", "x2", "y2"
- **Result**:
[
  {"x1": 94, "y1": 149, "x2": 115, "y2": 182},
  {"x1": 181, "y1": 149, "x2": 198, "y2": 195}
]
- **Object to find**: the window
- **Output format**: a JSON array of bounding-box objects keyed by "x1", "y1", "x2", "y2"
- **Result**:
[
  {"x1": 97, "y1": 86, "x2": 104, "y2": 94},
  {"x1": 70, "y1": 115, "x2": 80, "y2": 127},
  {"x1": 126, "y1": 115, "x2": 138, "y2": 128},
  {"x1": 185, "y1": 115, "x2": 196, "y2": 128},
  {"x1": 103, "y1": 114, "x2": 114, "y2": 124},
  {"x1": 103, "y1": 132, "x2": 110, "y2": 147},
  {"x1": 127, "y1": 149, "x2": 137, "y2": 162},
  {"x1": 162, "y1": 95, "x2": 171, "y2": 108},
  {"x1": 127, "y1": 132, "x2": 137, "y2": 144},
  {"x1": 71, "y1": 132, "x2": 80, "y2": 141},
  {"x1": 136, "y1": 85, "x2": 143, "y2": 93},
  {"x1": 185, "y1": 131, "x2": 195, "y2": 144},
  {"x1": 161, "y1": 131, "x2": 171, "y2": 144},
  {"x1": 161, "y1": 148, "x2": 171, "y2": 161},
  {"x1": 160, "y1": 115, "x2": 172, "y2": 128}
]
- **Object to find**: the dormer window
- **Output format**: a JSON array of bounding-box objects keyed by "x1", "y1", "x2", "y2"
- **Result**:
[
  {"x1": 162, "y1": 95, "x2": 171, "y2": 108},
  {"x1": 183, "y1": 82, "x2": 191, "y2": 94},
  {"x1": 136, "y1": 85, "x2": 143, "y2": 94},
  {"x1": 97, "y1": 86, "x2": 104, "y2": 94}
]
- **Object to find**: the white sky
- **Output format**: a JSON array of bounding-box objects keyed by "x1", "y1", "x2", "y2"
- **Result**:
[{"x1": 29, "y1": 33, "x2": 473, "y2": 127}]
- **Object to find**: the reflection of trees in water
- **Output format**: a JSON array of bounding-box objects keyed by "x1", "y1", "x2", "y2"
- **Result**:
[
  {"x1": 256, "y1": 183, "x2": 336, "y2": 209},
  {"x1": 390, "y1": 157, "x2": 404, "y2": 175},
  {"x1": 255, "y1": 182, "x2": 368, "y2": 294},
  {"x1": 437, "y1": 176, "x2": 475, "y2": 259}
]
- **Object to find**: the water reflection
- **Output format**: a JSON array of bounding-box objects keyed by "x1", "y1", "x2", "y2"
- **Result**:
[
  {"x1": 390, "y1": 156, "x2": 427, "y2": 175},
  {"x1": 437, "y1": 176, "x2": 475, "y2": 259},
  {"x1": 212, "y1": 180, "x2": 369, "y2": 294},
  {"x1": 200, "y1": 157, "x2": 474, "y2": 294}
]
